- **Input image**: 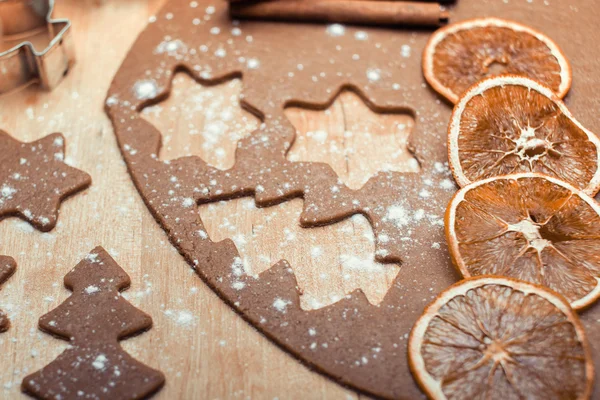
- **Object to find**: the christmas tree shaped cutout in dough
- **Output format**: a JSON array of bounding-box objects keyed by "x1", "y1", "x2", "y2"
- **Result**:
[{"x1": 22, "y1": 247, "x2": 165, "y2": 400}]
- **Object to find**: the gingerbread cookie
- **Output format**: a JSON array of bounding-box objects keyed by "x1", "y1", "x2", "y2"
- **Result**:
[
  {"x1": 106, "y1": 1, "x2": 600, "y2": 398},
  {"x1": 22, "y1": 247, "x2": 165, "y2": 400},
  {"x1": 0, "y1": 131, "x2": 91, "y2": 232},
  {"x1": 0, "y1": 255, "x2": 16, "y2": 332}
]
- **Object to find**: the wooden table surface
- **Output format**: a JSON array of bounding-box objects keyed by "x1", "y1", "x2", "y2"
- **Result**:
[{"x1": 0, "y1": 1, "x2": 418, "y2": 398}]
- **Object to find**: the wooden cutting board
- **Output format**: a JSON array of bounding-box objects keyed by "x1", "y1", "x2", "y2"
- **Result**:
[{"x1": 0, "y1": 1, "x2": 419, "y2": 398}]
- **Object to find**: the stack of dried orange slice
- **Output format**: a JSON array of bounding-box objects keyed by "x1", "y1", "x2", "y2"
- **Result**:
[{"x1": 410, "y1": 17, "x2": 599, "y2": 399}]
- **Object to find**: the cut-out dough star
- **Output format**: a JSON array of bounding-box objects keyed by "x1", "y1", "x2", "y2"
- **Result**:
[{"x1": 0, "y1": 131, "x2": 91, "y2": 232}]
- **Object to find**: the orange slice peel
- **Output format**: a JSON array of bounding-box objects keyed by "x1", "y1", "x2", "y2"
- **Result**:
[
  {"x1": 423, "y1": 17, "x2": 572, "y2": 104},
  {"x1": 446, "y1": 172, "x2": 600, "y2": 310},
  {"x1": 447, "y1": 75, "x2": 600, "y2": 196},
  {"x1": 409, "y1": 276, "x2": 594, "y2": 400}
]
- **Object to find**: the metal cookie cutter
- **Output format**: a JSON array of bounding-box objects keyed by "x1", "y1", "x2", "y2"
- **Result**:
[{"x1": 0, "y1": 0, "x2": 74, "y2": 94}]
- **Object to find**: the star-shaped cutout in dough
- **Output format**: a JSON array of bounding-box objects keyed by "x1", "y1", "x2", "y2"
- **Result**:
[
  {"x1": 0, "y1": 131, "x2": 91, "y2": 232},
  {"x1": 286, "y1": 90, "x2": 419, "y2": 190}
]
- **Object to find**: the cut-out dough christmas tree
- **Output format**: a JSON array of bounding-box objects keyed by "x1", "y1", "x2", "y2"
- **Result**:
[
  {"x1": 22, "y1": 247, "x2": 165, "y2": 400},
  {"x1": 0, "y1": 256, "x2": 16, "y2": 332}
]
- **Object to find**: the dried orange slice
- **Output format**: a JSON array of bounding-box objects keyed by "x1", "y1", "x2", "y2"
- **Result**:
[
  {"x1": 446, "y1": 173, "x2": 600, "y2": 310},
  {"x1": 423, "y1": 17, "x2": 571, "y2": 103},
  {"x1": 408, "y1": 276, "x2": 594, "y2": 400},
  {"x1": 448, "y1": 76, "x2": 600, "y2": 196}
]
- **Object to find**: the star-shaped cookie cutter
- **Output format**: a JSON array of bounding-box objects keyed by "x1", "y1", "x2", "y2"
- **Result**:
[{"x1": 0, "y1": 0, "x2": 74, "y2": 94}]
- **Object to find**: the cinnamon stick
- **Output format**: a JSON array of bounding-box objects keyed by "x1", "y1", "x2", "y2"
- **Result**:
[{"x1": 229, "y1": 1, "x2": 448, "y2": 27}]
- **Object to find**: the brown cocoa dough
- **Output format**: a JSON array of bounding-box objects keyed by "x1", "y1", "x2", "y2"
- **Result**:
[
  {"x1": 0, "y1": 255, "x2": 16, "y2": 332},
  {"x1": 106, "y1": 1, "x2": 600, "y2": 398},
  {"x1": 0, "y1": 131, "x2": 91, "y2": 232},
  {"x1": 22, "y1": 247, "x2": 165, "y2": 400}
]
